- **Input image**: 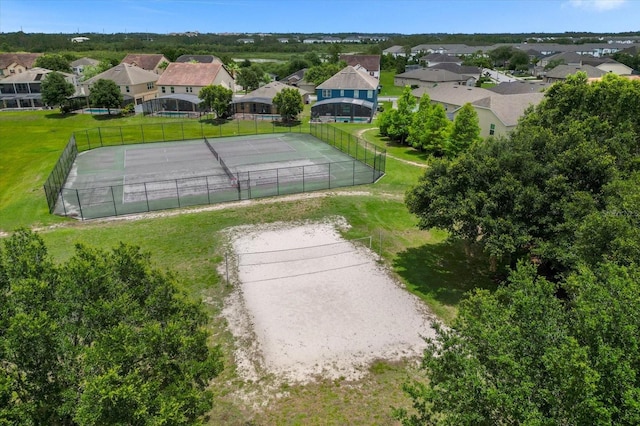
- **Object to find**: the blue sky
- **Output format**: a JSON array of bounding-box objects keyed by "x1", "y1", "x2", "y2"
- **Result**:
[{"x1": 0, "y1": 0, "x2": 638, "y2": 35}]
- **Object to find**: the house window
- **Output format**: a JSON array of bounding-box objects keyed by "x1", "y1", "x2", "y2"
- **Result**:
[
  {"x1": 147, "y1": 82, "x2": 154, "y2": 90},
  {"x1": 353, "y1": 90, "x2": 359, "y2": 99},
  {"x1": 322, "y1": 89, "x2": 331, "y2": 98},
  {"x1": 170, "y1": 87, "x2": 175, "y2": 94},
  {"x1": 367, "y1": 90, "x2": 373, "y2": 98},
  {"x1": 340, "y1": 89, "x2": 344, "y2": 97},
  {"x1": 185, "y1": 87, "x2": 192, "y2": 93},
  {"x1": 125, "y1": 86, "x2": 130, "y2": 93},
  {"x1": 490, "y1": 124, "x2": 496, "y2": 136},
  {"x1": 161, "y1": 86, "x2": 166, "y2": 93}
]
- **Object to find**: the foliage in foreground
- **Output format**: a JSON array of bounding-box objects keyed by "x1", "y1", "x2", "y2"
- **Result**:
[
  {"x1": 399, "y1": 72, "x2": 640, "y2": 424},
  {"x1": 0, "y1": 230, "x2": 223, "y2": 425}
]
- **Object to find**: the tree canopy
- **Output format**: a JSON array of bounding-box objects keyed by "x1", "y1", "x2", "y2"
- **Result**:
[
  {"x1": 399, "y1": 72, "x2": 640, "y2": 424},
  {"x1": 41, "y1": 71, "x2": 75, "y2": 110},
  {"x1": 198, "y1": 84, "x2": 233, "y2": 119},
  {"x1": 34, "y1": 53, "x2": 72, "y2": 73},
  {"x1": 0, "y1": 230, "x2": 223, "y2": 425},
  {"x1": 88, "y1": 79, "x2": 123, "y2": 114},
  {"x1": 304, "y1": 61, "x2": 345, "y2": 86},
  {"x1": 272, "y1": 87, "x2": 303, "y2": 122}
]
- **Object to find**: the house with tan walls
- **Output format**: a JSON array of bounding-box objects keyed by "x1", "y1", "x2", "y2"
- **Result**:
[
  {"x1": 121, "y1": 53, "x2": 170, "y2": 74},
  {"x1": 156, "y1": 62, "x2": 235, "y2": 97},
  {"x1": 0, "y1": 53, "x2": 43, "y2": 79},
  {"x1": 82, "y1": 63, "x2": 159, "y2": 105},
  {"x1": 412, "y1": 85, "x2": 544, "y2": 138}
]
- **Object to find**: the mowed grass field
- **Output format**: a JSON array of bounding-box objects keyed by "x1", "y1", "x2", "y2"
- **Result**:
[{"x1": 0, "y1": 110, "x2": 495, "y2": 424}]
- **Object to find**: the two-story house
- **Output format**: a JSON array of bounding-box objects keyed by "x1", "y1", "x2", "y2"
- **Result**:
[
  {"x1": 0, "y1": 67, "x2": 76, "y2": 109},
  {"x1": 82, "y1": 63, "x2": 159, "y2": 106},
  {"x1": 152, "y1": 62, "x2": 235, "y2": 113},
  {"x1": 311, "y1": 66, "x2": 379, "y2": 123},
  {"x1": 0, "y1": 53, "x2": 43, "y2": 79}
]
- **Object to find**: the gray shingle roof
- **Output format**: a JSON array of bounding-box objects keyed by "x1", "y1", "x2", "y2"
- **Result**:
[
  {"x1": 470, "y1": 93, "x2": 544, "y2": 127},
  {"x1": 0, "y1": 67, "x2": 73, "y2": 84},
  {"x1": 545, "y1": 64, "x2": 607, "y2": 79},
  {"x1": 396, "y1": 68, "x2": 472, "y2": 82},
  {"x1": 487, "y1": 81, "x2": 550, "y2": 95},
  {"x1": 317, "y1": 66, "x2": 378, "y2": 90},
  {"x1": 412, "y1": 85, "x2": 494, "y2": 107},
  {"x1": 84, "y1": 63, "x2": 159, "y2": 86}
]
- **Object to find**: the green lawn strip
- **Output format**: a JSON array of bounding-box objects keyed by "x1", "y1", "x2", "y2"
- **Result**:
[{"x1": 379, "y1": 70, "x2": 404, "y2": 96}]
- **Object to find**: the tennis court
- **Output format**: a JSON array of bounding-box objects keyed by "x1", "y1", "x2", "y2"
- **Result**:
[{"x1": 54, "y1": 132, "x2": 383, "y2": 219}]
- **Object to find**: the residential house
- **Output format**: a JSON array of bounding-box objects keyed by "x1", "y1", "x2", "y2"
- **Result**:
[
  {"x1": 0, "y1": 67, "x2": 76, "y2": 109},
  {"x1": 538, "y1": 52, "x2": 587, "y2": 69},
  {"x1": 544, "y1": 64, "x2": 606, "y2": 83},
  {"x1": 412, "y1": 84, "x2": 544, "y2": 138},
  {"x1": 383, "y1": 45, "x2": 408, "y2": 58},
  {"x1": 465, "y1": 93, "x2": 544, "y2": 138},
  {"x1": 82, "y1": 63, "x2": 159, "y2": 105},
  {"x1": 428, "y1": 63, "x2": 482, "y2": 79},
  {"x1": 0, "y1": 53, "x2": 43, "y2": 78},
  {"x1": 281, "y1": 68, "x2": 316, "y2": 94},
  {"x1": 420, "y1": 53, "x2": 463, "y2": 67},
  {"x1": 487, "y1": 81, "x2": 550, "y2": 95},
  {"x1": 395, "y1": 68, "x2": 477, "y2": 88},
  {"x1": 237, "y1": 38, "x2": 254, "y2": 44},
  {"x1": 277, "y1": 38, "x2": 289, "y2": 43},
  {"x1": 153, "y1": 62, "x2": 234, "y2": 112},
  {"x1": 70, "y1": 57, "x2": 99, "y2": 76},
  {"x1": 232, "y1": 81, "x2": 309, "y2": 116},
  {"x1": 581, "y1": 57, "x2": 634, "y2": 75},
  {"x1": 311, "y1": 65, "x2": 379, "y2": 123},
  {"x1": 70, "y1": 36, "x2": 90, "y2": 43},
  {"x1": 339, "y1": 54, "x2": 381, "y2": 79},
  {"x1": 121, "y1": 53, "x2": 170, "y2": 74}
]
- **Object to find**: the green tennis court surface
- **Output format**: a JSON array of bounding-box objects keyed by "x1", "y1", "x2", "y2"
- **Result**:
[{"x1": 54, "y1": 133, "x2": 383, "y2": 219}]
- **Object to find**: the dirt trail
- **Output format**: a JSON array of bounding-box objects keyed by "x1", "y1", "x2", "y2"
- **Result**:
[{"x1": 355, "y1": 128, "x2": 428, "y2": 168}]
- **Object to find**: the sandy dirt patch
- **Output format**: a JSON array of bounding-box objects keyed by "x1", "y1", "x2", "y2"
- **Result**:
[{"x1": 222, "y1": 217, "x2": 436, "y2": 384}]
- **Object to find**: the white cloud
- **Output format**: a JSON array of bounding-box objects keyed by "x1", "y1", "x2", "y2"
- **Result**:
[{"x1": 568, "y1": 0, "x2": 628, "y2": 11}]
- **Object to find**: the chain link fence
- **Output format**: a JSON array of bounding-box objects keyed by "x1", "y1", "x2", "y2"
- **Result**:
[{"x1": 44, "y1": 120, "x2": 386, "y2": 220}]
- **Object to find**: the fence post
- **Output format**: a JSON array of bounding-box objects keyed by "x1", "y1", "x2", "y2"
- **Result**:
[
  {"x1": 60, "y1": 189, "x2": 67, "y2": 216},
  {"x1": 201, "y1": 122, "x2": 204, "y2": 139},
  {"x1": 98, "y1": 127, "x2": 103, "y2": 147},
  {"x1": 353, "y1": 161, "x2": 356, "y2": 185},
  {"x1": 144, "y1": 182, "x2": 150, "y2": 212},
  {"x1": 328, "y1": 163, "x2": 331, "y2": 189},
  {"x1": 206, "y1": 176, "x2": 211, "y2": 204},
  {"x1": 175, "y1": 179, "x2": 181, "y2": 207},
  {"x1": 302, "y1": 166, "x2": 306, "y2": 192},
  {"x1": 247, "y1": 172, "x2": 252, "y2": 199},
  {"x1": 76, "y1": 189, "x2": 85, "y2": 220},
  {"x1": 237, "y1": 172, "x2": 241, "y2": 200},
  {"x1": 109, "y1": 186, "x2": 117, "y2": 216},
  {"x1": 276, "y1": 168, "x2": 280, "y2": 196}
]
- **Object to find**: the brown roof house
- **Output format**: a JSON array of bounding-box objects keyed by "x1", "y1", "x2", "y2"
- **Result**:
[
  {"x1": 339, "y1": 54, "x2": 381, "y2": 79},
  {"x1": 232, "y1": 81, "x2": 310, "y2": 117},
  {"x1": 0, "y1": 67, "x2": 76, "y2": 109},
  {"x1": 0, "y1": 53, "x2": 43, "y2": 78},
  {"x1": 153, "y1": 62, "x2": 235, "y2": 113},
  {"x1": 121, "y1": 53, "x2": 170, "y2": 74},
  {"x1": 82, "y1": 63, "x2": 159, "y2": 105}
]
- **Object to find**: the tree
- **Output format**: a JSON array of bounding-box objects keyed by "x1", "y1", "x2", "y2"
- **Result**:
[
  {"x1": 273, "y1": 88, "x2": 303, "y2": 122},
  {"x1": 81, "y1": 59, "x2": 118, "y2": 81},
  {"x1": 88, "y1": 79, "x2": 122, "y2": 114},
  {"x1": 545, "y1": 58, "x2": 566, "y2": 71},
  {"x1": 420, "y1": 103, "x2": 451, "y2": 156},
  {"x1": 379, "y1": 85, "x2": 416, "y2": 144},
  {"x1": 198, "y1": 84, "x2": 233, "y2": 119},
  {"x1": 447, "y1": 102, "x2": 481, "y2": 157},
  {"x1": 406, "y1": 73, "x2": 640, "y2": 274},
  {"x1": 41, "y1": 71, "x2": 75, "y2": 110},
  {"x1": 236, "y1": 65, "x2": 269, "y2": 92},
  {"x1": 327, "y1": 43, "x2": 342, "y2": 64},
  {"x1": 508, "y1": 49, "x2": 530, "y2": 71},
  {"x1": 394, "y1": 261, "x2": 639, "y2": 425},
  {"x1": 304, "y1": 62, "x2": 345, "y2": 86},
  {"x1": 34, "y1": 53, "x2": 71, "y2": 72},
  {"x1": 488, "y1": 45, "x2": 515, "y2": 68},
  {"x1": 0, "y1": 230, "x2": 223, "y2": 425}
]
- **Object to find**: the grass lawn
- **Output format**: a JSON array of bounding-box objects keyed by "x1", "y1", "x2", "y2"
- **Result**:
[
  {"x1": 0, "y1": 110, "x2": 496, "y2": 423},
  {"x1": 379, "y1": 70, "x2": 405, "y2": 96}
]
